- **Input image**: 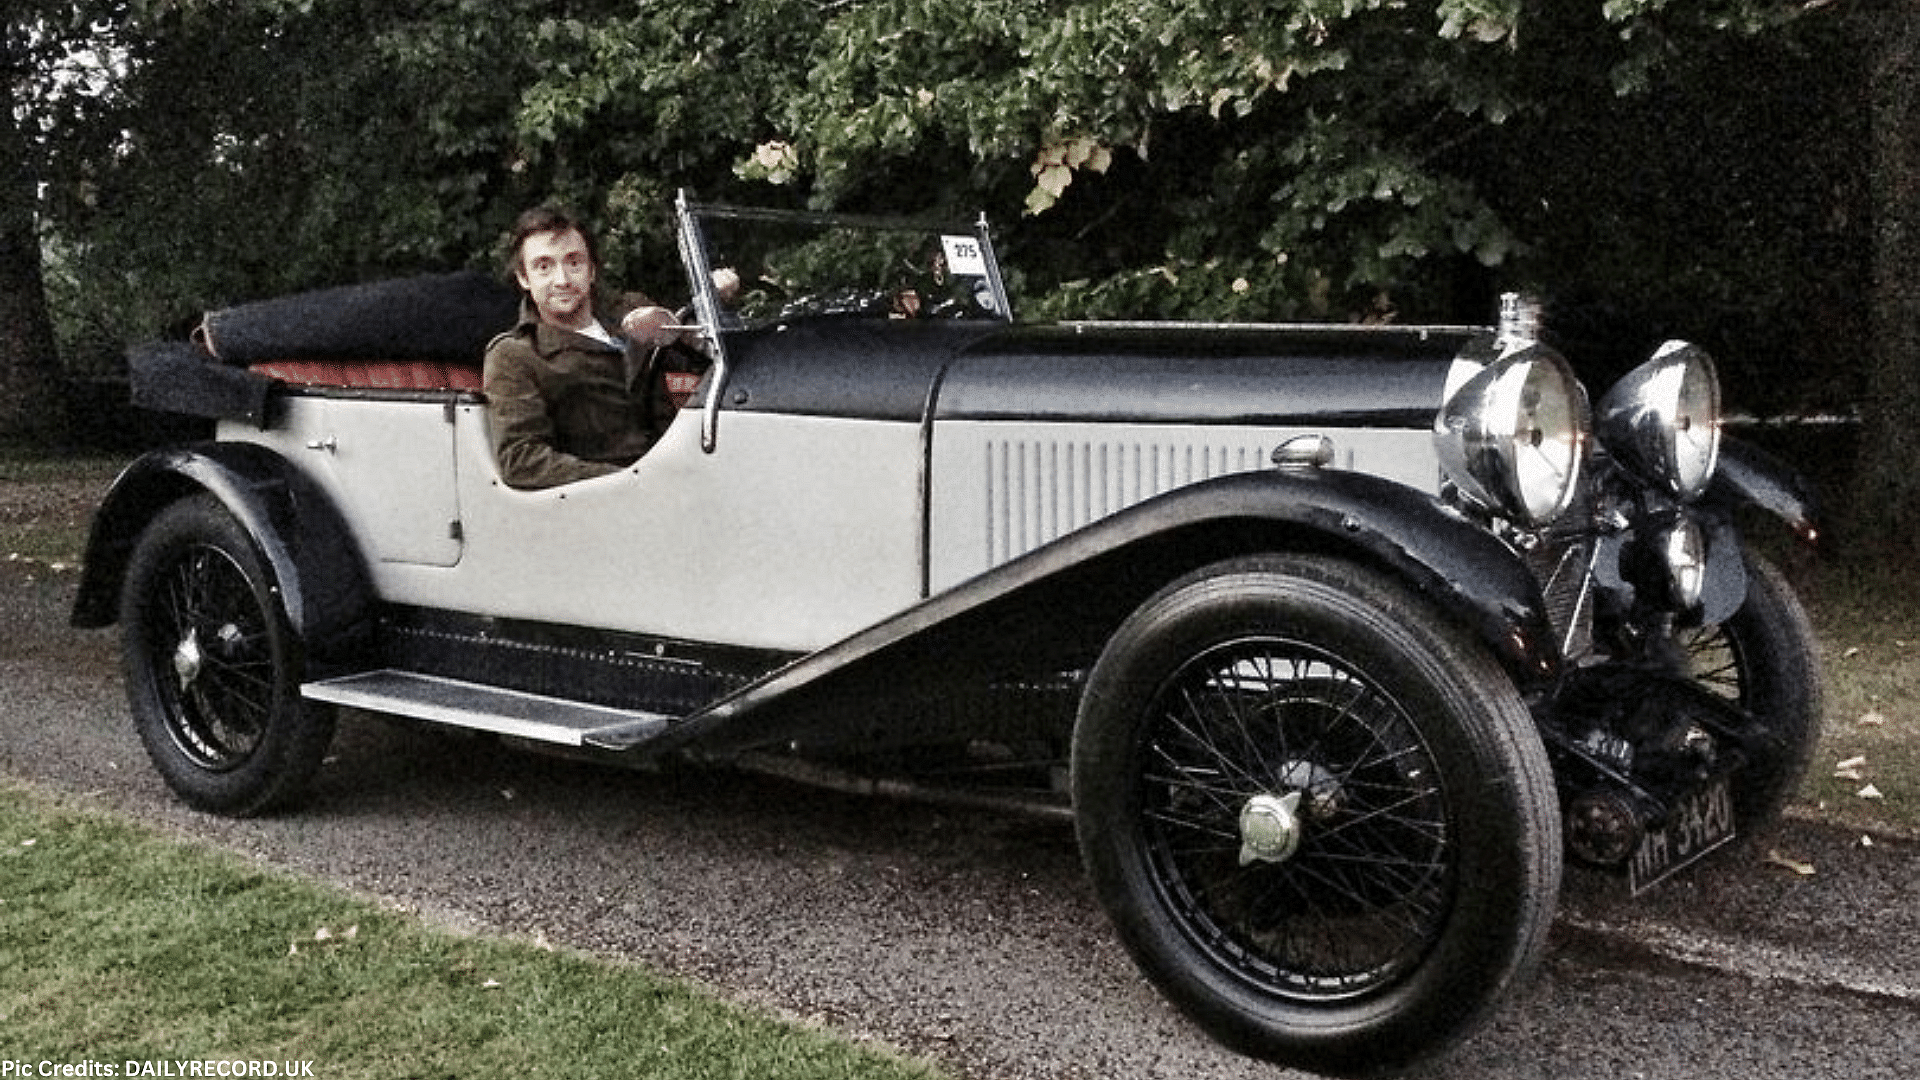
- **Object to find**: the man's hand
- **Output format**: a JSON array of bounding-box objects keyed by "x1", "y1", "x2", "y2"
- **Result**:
[
  {"x1": 620, "y1": 305, "x2": 680, "y2": 348},
  {"x1": 622, "y1": 268, "x2": 738, "y2": 348}
]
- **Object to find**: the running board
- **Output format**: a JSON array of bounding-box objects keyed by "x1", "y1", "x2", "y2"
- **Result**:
[{"x1": 302, "y1": 670, "x2": 672, "y2": 749}]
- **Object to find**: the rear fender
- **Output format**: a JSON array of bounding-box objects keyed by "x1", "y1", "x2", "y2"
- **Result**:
[
  {"x1": 70, "y1": 443, "x2": 374, "y2": 665},
  {"x1": 644, "y1": 467, "x2": 1559, "y2": 758}
]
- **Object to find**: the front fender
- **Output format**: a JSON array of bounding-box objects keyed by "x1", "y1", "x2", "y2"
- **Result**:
[
  {"x1": 1057, "y1": 467, "x2": 1564, "y2": 688},
  {"x1": 1708, "y1": 434, "x2": 1820, "y2": 545},
  {"x1": 639, "y1": 466, "x2": 1557, "y2": 758},
  {"x1": 70, "y1": 443, "x2": 374, "y2": 664}
]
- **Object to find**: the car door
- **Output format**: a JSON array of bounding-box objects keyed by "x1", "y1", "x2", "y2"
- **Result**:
[{"x1": 280, "y1": 395, "x2": 465, "y2": 568}]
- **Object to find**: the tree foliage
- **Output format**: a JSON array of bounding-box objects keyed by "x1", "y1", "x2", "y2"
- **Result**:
[
  {"x1": 2, "y1": 0, "x2": 128, "y2": 437},
  {"x1": 750, "y1": 0, "x2": 1821, "y2": 327},
  {"x1": 6, "y1": 0, "x2": 1873, "y2": 433},
  {"x1": 32, "y1": 0, "x2": 834, "y2": 365}
]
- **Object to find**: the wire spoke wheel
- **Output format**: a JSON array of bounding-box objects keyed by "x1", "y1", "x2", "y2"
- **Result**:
[
  {"x1": 121, "y1": 494, "x2": 334, "y2": 815},
  {"x1": 1140, "y1": 638, "x2": 1451, "y2": 1000},
  {"x1": 143, "y1": 542, "x2": 279, "y2": 770},
  {"x1": 1678, "y1": 621, "x2": 1744, "y2": 702},
  {"x1": 1074, "y1": 555, "x2": 1559, "y2": 1076},
  {"x1": 1674, "y1": 548, "x2": 1821, "y2": 830}
]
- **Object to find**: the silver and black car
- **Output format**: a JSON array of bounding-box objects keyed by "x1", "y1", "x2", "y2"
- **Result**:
[{"x1": 72, "y1": 195, "x2": 1822, "y2": 1076}]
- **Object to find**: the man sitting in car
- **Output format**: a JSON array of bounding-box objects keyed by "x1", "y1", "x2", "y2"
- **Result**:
[{"x1": 484, "y1": 206, "x2": 696, "y2": 490}]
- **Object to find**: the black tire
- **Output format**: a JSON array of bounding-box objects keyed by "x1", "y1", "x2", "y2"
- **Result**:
[
  {"x1": 1678, "y1": 547, "x2": 1822, "y2": 833},
  {"x1": 1072, "y1": 555, "x2": 1562, "y2": 1077},
  {"x1": 119, "y1": 494, "x2": 334, "y2": 815}
]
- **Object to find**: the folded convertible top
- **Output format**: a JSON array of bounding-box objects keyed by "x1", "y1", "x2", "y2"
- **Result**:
[
  {"x1": 195, "y1": 270, "x2": 519, "y2": 366},
  {"x1": 129, "y1": 271, "x2": 521, "y2": 424}
]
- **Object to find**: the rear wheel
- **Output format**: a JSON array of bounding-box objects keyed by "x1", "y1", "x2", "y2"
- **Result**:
[
  {"x1": 119, "y1": 495, "x2": 334, "y2": 815},
  {"x1": 1073, "y1": 555, "x2": 1561, "y2": 1077}
]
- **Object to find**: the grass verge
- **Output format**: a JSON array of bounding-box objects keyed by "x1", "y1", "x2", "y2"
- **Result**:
[
  {"x1": 1802, "y1": 559, "x2": 1920, "y2": 837},
  {"x1": 0, "y1": 449, "x2": 126, "y2": 566},
  {"x1": 0, "y1": 781, "x2": 946, "y2": 1080}
]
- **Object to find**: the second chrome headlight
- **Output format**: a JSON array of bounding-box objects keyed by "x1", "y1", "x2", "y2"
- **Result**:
[
  {"x1": 1434, "y1": 343, "x2": 1591, "y2": 528},
  {"x1": 1597, "y1": 340, "x2": 1722, "y2": 501}
]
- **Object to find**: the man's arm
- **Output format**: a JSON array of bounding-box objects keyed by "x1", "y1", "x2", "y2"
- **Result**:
[{"x1": 483, "y1": 336, "x2": 621, "y2": 490}]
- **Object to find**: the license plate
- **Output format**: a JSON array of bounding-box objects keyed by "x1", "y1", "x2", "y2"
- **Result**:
[{"x1": 1629, "y1": 772, "x2": 1736, "y2": 895}]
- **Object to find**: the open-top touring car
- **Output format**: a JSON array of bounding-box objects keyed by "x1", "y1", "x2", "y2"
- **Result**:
[{"x1": 72, "y1": 195, "x2": 1821, "y2": 1076}]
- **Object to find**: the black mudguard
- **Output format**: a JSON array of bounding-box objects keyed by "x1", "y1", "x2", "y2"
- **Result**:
[
  {"x1": 631, "y1": 466, "x2": 1560, "y2": 758},
  {"x1": 70, "y1": 443, "x2": 375, "y2": 667},
  {"x1": 1708, "y1": 434, "x2": 1821, "y2": 545}
]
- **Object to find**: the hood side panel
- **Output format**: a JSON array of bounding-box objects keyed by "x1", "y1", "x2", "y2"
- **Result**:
[
  {"x1": 939, "y1": 324, "x2": 1478, "y2": 427},
  {"x1": 718, "y1": 320, "x2": 1481, "y2": 427}
]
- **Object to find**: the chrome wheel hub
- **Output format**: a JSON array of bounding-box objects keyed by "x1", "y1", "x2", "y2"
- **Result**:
[
  {"x1": 1238, "y1": 791, "x2": 1305, "y2": 866},
  {"x1": 172, "y1": 627, "x2": 203, "y2": 692}
]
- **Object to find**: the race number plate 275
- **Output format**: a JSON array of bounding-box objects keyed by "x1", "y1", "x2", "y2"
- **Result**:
[{"x1": 1629, "y1": 772, "x2": 1736, "y2": 895}]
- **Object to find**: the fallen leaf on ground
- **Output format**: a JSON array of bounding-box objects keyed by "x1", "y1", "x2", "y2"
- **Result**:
[
  {"x1": 303, "y1": 925, "x2": 359, "y2": 949},
  {"x1": 1765, "y1": 850, "x2": 1816, "y2": 876}
]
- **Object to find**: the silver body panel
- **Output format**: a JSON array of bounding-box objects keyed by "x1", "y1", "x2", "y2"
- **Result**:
[
  {"x1": 227, "y1": 373, "x2": 1452, "y2": 653},
  {"x1": 226, "y1": 399, "x2": 925, "y2": 652}
]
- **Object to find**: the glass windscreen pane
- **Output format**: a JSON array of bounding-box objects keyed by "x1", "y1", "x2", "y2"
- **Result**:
[{"x1": 687, "y1": 207, "x2": 1007, "y2": 331}]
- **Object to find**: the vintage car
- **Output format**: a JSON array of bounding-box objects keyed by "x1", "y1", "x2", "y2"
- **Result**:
[{"x1": 73, "y1": 195, "x2": 1821, "y2": 1077}]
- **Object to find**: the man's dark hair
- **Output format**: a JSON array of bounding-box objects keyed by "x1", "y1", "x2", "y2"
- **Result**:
[{"x1": 506, "y1": 206, "x2": 600, "y2": 276}]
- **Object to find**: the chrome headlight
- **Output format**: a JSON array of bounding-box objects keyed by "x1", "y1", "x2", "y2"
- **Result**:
[
  {"x1": 1434, "y1": 343, "x2": 1591, "y2": 527},
  {"x1": 1660, "y1": 515, "x2": 1708, "y2": 610},
  {"x1": 1597, "y1": 341, "x2": 1722, "y2": 500}
]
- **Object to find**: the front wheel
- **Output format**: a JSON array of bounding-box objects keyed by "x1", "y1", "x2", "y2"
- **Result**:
[
  {"x1": 119, "y1": 494, "x2": 334, "y2": 815},
  {"x1": 1679, "y1": 547, "x2": 1822, "y2": 833},
  {"x1": 1072, "y1": 555, "x2": 1561, "y2": 1077}
]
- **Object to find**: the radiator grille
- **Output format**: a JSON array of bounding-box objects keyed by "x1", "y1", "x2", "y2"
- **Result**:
[{"x1": 1525, "y1": 538, "x2": 1596, "y2": 662}]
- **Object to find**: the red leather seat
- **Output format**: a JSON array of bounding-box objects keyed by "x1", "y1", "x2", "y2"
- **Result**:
[{"x1": 249, "y1": 359, "x2": 483, "y2": 392}]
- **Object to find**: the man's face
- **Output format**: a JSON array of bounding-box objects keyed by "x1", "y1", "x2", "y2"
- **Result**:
[{"x1": 515, "y1": 227, "x2": 597, "y2": 330}]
